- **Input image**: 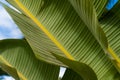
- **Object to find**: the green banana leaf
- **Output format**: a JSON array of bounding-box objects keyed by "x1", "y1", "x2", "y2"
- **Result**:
[
  {"x1": 3, "y1": 1, "x2": 109, "y2": 65},
  {"x1": 1, "y1": 0, "x2": 120, "y2": 79},
  {"x1": 68, "y1": 0, "x2": 108, "y2": 49},
  {"x1": 53, "y1": 53, "x2": 120, "y2": 80},
  {"x1": 53, "y1": 54, "x2": 97, "y2": 80},
  {"x1": 0, "y1": 39, "x2": 98, "y2": 80},
  {"x1": 100, "y1": 2, "x2": 120, "y2": 72},
  {"x1": 62, "y1": 69, "x2": 83, "y2": 80},
  {"x1": 0, "y1": 62, "x2": 19, "y2": 80},
  {"x1": 0, "y1": 39, "x2": 60, "y2": 80},
  {"x1": 68, "y1": 0, "x2": 120, "y2": 72}
]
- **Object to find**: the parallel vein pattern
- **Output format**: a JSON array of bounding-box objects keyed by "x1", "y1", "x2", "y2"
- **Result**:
[
  {"x1": 4, "y1": 0, "x2": 120, "y2": 79},
  {"x1": 100, "y1": 5, "x2": 120, "y2": 72},
  {"x1": 14, "y1": 0, "x2": 75, "y2": 60},
  {"x1": 0, "y1": 39, "x2": 59, "y2": 80},
  {"x1": 68, "y1": 0, "x2": 120, "y2": 71}
]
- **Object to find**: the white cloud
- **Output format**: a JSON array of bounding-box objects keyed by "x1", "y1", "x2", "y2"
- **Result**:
[
  {"x1": 10, "y1": 28, "x2": 23, "y2": 38},
  {"x1": 0, "y1": 7, "x2": 14, "y2": 28},
  {"x1": 0, "y1": 5, "x2": 23, "y2": 40},
  {"x1": 59, "y1": 67, "x2": 66, "y2": 78},
  {"x1": 0, "y1": 0, "x2": 11, "y2": 6},
  {"x1": 0, "y1": 75, "x2": 15, "y2": 80}
]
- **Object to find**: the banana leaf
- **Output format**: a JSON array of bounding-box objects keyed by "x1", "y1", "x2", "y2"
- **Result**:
[
  {"x1": 62, "y1": 69, "x2": 83, "y2": 80},
  {"x1": 100, "y1": 2, "x2": 120, "y2": 72},
  {"x1": 1, "y1": 0, "x2": 120, "y2": 79},
  {"x1": 0, "y1": 39, "x2": 59, "y2": 80},
  {"x1": 0, "y1": 62, "x2": 19, "y2": 80}
]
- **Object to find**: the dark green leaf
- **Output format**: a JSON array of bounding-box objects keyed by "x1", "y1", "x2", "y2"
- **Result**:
[{"x1": 62, "y1": 69, "x2": 83, "y2": 80}]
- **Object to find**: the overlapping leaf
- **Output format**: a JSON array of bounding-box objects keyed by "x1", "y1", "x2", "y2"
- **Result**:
[
  {"x1": 100, "y1": 2, "x2": 120, "y2": 72},
  {"x1": 2, "y1": 0, "x2": 120, "y2": 79},
  {"x1": 93, "y1": 0, "x2": 108, "y2": 18},
  {"x1": 68, "y1": 0, "x2": 108, "y2": 49},
  {"x1": 53, "y1": 54, "x2": 97, "y2": 80},
  {"x1": 0, "y1": 39, "x2": 59, "y2": 80},
  {"x1": 68, "y1": 0, "x2": 120, "y2": 72},
  {"x1": 0, "y1": 62, "x2": 19, "y2": 80}
]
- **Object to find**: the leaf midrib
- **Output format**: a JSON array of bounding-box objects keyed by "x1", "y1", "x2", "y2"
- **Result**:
[
  {"x1": 14, "y1": 0, "x2": 120, "y2": 73},
  {"x1": 14, "y1": 0, "x2": 75, "y2": 61}
]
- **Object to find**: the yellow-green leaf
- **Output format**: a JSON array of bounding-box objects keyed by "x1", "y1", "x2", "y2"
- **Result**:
[
  {"x1": 0, "y1": 39, "x2": 60, "y2": 80},
  {"x1": 2, "y1": 0, "x2": 120, "y2": 79}
]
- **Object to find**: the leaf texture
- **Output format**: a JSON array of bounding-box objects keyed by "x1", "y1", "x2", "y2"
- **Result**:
[
  {"x1": 100, "y1": 2, "x2": 120, "y2": 72},
  {"x1": 0, "y1": 62, "x2": 19, "y2": 80},
  {"x1": 68, "y1": 0, "x2": 108, "y2": 49},
  {"x1": 53, "y1": 54, "x2": 97, "y2": 80},
  {"x1": 3, "y1": 0, "x2": 120, "y2": 79},
  {"x1": 68, "y1": 0, "x2": 120, "y2": 71},
  {"x1": 0, "y1": 39, "x2": 60, "y2": 80}
]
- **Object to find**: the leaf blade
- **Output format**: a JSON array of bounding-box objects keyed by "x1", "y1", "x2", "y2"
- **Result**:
[
  {"x1": 0, "y1": 39, "x2": 60, "y2": 80},
  {"x1": 0, "y1": 62, "x2": 20, "y2": 80},
  {"x1": 68, "y1": 0, "x2": 108, "y2": 49},
  {"x1": 3, "y1": 1, "x2": 120, "y2": 79},
  {"x1": 53, "y1": 53, "x2": 98, "y2": 80}
]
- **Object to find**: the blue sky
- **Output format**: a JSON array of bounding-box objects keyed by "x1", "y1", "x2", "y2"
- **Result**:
[
  {"x1": 106, "y1": 0, "x2": 118, "y2": 10},
  {"x1": 0, "y1": 0, "x2": 23, "y2": 40}
]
